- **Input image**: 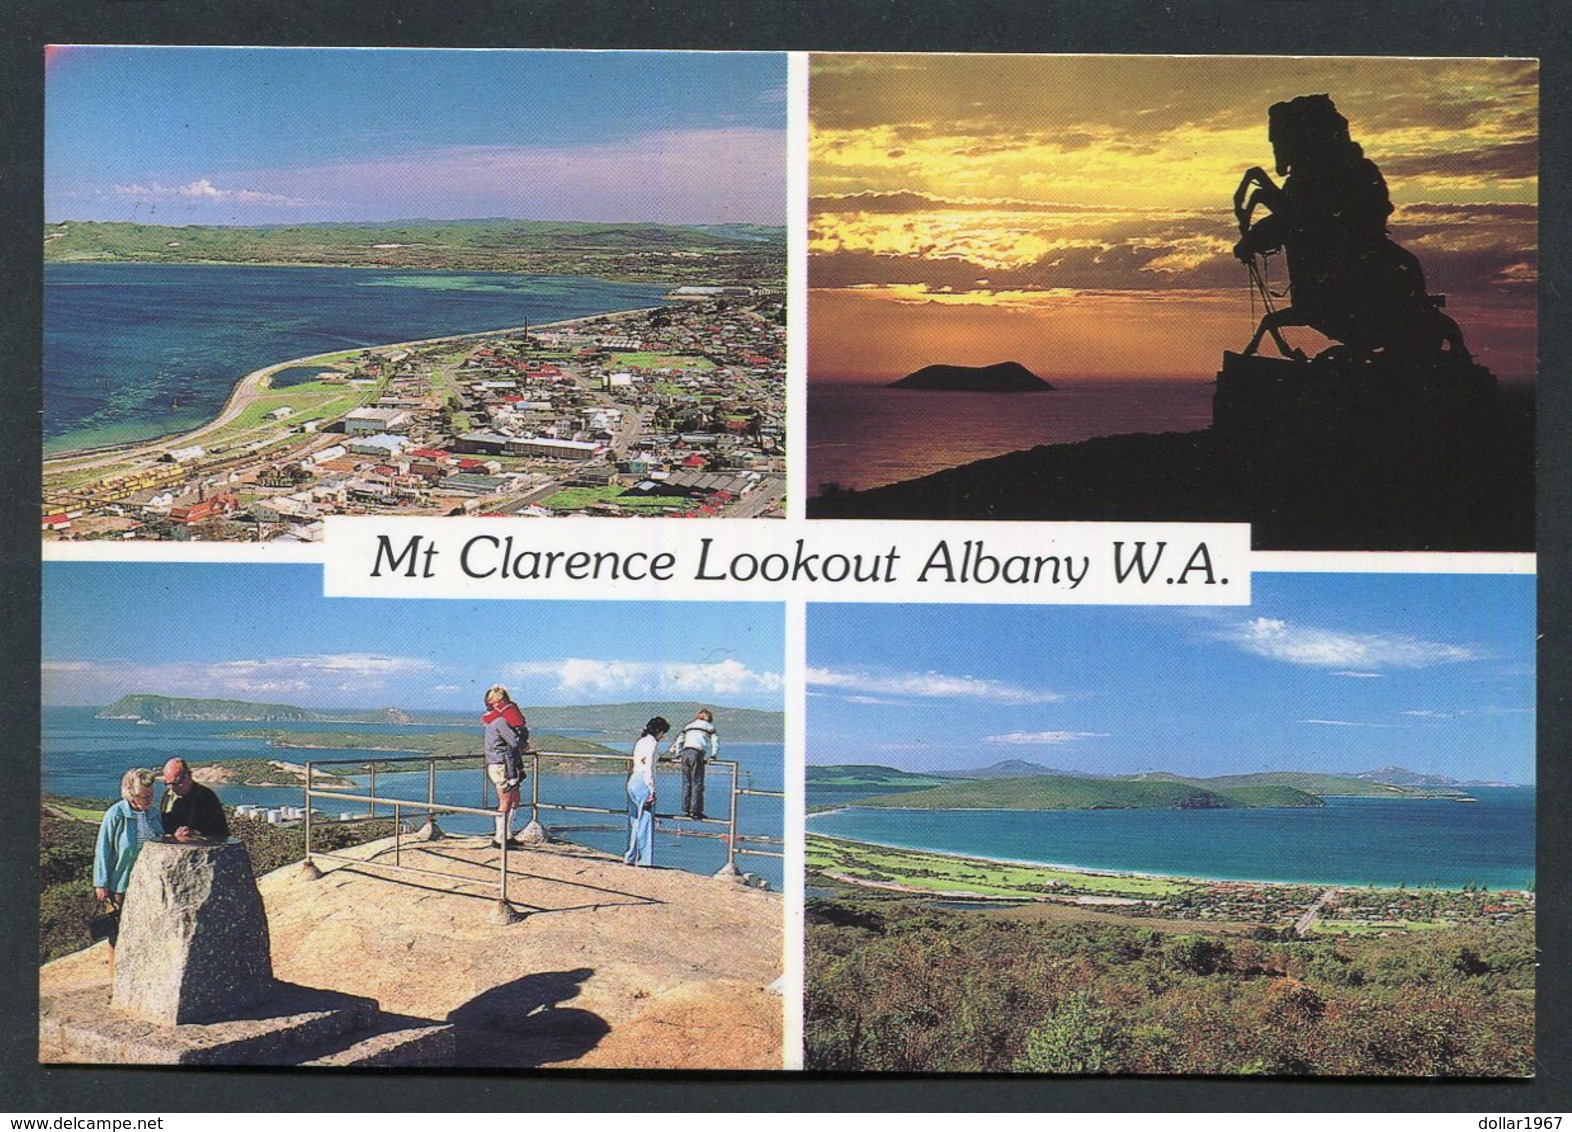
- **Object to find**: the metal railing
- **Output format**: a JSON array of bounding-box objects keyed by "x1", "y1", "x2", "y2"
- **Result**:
[{"x1": 299, "y1": 749, "x2": 783, "y2": 914}]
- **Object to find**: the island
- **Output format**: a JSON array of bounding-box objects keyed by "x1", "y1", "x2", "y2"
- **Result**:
[{"x1": 887, "y1": 361, "x2": 1053, "y2": 392}]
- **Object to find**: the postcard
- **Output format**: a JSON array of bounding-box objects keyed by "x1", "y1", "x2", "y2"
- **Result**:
[{"x1": 27, "y1": 40, "x2": 1549, "y2": 1102}]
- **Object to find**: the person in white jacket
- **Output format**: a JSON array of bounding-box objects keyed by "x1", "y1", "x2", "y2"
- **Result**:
[
  {"x1": 624, "y1": 716, "x2": 669, "y2": 866},
  {"x1": 668, "y1": 709, "x2": 719, "y2": 820}
]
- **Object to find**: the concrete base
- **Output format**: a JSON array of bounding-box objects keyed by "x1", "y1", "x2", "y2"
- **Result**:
[
  {"x1": 712, "y1": 861, "x2": 744, "y2": 882},
  {"x1": 518, "y1": 819, "x2": 549, "y2": 845},
  {"x1": 42, "y1": 981, "x2": 379, "y2": 1066},
  {"x1": 410, "y1": 819, "x2": 445, "y2": 842},
  {"x1": 299, "y1": 860, "x2": 324, "y2": 880},
  {"x1": 300, "y1": 1018, "x2": 456, "y2": 1068},
  {"x1": 491, "y1": 900, "x2": 526, "y2": 926}
]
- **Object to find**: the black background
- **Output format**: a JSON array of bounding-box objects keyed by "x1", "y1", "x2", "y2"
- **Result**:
[{"x1": 3, "y1": 0, "x2": 1567, "y2": 1113}]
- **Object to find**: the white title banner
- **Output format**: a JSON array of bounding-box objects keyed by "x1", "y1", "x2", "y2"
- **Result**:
[{"x1": 324, "y1": 517, "x2": 1251, "y2": 604}]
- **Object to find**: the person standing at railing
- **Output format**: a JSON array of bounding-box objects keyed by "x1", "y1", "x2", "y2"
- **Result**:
[
  {"x1": 667, "y1": 708, "x2": 719, "y2": 821},
  {"x1": 482, "y1": 685, "x2": 529, "y2": 848},
  {"x1": 624, "y1": 716, "x2": 669, "y2": 867}
]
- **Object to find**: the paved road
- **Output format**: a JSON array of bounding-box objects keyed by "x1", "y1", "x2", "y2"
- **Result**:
[{"x1": 1294, "y1": 889, "x2": 1338, "y2": 936}]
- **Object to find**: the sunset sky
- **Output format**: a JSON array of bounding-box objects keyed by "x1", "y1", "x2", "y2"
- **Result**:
[{"x1": 809, "y1": 55, "x2": 1538, "y2": 381}]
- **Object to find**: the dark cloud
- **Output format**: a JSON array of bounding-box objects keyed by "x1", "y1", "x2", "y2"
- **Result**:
[
  {"x1": 809, "y1": 192, "x2": 1121, "y2": 216},
  {"x1": 1380, "y1": 139, "x2": 1539, "y2": 182},
  {"x1": 810, "y1": 55, "x2": 1537, "y2": 149},
  {"x1": 813, "y1": 220, "x2": 1530, "y2": 300},
  {"x1": 1397, "y1": 202, "x2": 1538, "y2": 222}
]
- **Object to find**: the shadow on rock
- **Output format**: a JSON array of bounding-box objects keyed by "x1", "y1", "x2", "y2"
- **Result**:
[{"x1": 446, "y1": 967, "x2": 608, "y2": 1067}]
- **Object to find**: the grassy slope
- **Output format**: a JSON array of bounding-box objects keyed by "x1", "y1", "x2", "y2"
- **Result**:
[{"x1": 807, "y1": 764, "x2": 958, "y2": 790}]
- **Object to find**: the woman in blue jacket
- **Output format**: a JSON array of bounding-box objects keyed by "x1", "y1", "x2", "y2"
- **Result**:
[{"x1": 93, "y1": 767, "x2": 161, "y2": 975}]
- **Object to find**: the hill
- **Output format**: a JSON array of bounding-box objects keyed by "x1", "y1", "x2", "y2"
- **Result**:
[
  {"x1": 94, "y1": 696, "x2": 783, "y2": 741},
  {"x1": 807, "y1": 764, "x2": 957, "y2": 791},
  {"x1": 888, "y1": 361, "x2": 1052, "y2": 392},
  {"x1": 1164, "y1": 771, "x2": 1467, "y2": 799},
  {"x1": 43, "y1": 219, "x2": 785, "y2": 286},
  {"x1": 97, "y1": 695, "x2": 353, "y2": 723},
  {"x1": 1355, "y1": 765, "x2": 1518, "y2": 789},
  {"x1": 853, "y1": 774, "x2": 1323, "y2": 811},
  {"x1": 932, "y1": 759, "x2": 1084, "y2": 780}
]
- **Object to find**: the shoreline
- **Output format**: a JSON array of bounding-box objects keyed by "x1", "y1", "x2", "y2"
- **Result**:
[
  {"x1": 43, "y1": 303, "x2": 663, "y2": 469},
  {"x1": 804, "y1": 830, "x2": 1535, "y2": 895}
]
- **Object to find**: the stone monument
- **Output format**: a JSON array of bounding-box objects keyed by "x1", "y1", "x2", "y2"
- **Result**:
[{"x1": 112, "y1": 838, "x2": 274, "y2": 1024}]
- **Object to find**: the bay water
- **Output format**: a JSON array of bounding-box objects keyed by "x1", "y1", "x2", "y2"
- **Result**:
[
  {"x1": 44, "y1": 263, "x2": 671, "y2": 455},
  {"x1": 808, "y1": 378, "x2": 1215, "y2": 494},
  {"x1": 805, "y1": 789, "x2": 1534, "y2": 890}
]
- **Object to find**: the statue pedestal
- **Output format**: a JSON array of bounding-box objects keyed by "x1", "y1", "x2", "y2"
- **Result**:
[{"x1": 112, "y1": 838, "x2": 274, "y2": 1025}]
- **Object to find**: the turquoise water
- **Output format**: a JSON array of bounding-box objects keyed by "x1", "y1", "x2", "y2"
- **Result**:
[
  {"x1": 44, "y1": 708, "x2": 783, "y2": 886},
  {"x1": 805, "y1": 788, "x2": 1535, "y2": 890},
  {"x1": 44, "y1": 263, "x2": 670, "y2": 455}
]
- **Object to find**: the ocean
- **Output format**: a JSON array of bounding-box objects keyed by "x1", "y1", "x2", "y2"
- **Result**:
[
  {"x1": 808, "y1": 378, "x2": 1216, "y2": 494},
  {"x1": 43, "y1": 263, "x2": 672, "y2": 456},
  {"x1": 805, "y1": 789, "x2": 1535, "y2": 890},
  {"x1": 44, "y1": 708, "x2": 784, "y2": 888}
]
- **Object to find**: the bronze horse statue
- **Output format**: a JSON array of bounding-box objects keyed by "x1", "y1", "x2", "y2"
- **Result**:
[{"x1": 1232, "y1": 95, "x2": 1469, "y2": 362}]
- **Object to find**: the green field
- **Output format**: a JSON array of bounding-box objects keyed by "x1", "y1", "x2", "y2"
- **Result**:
[
  {"x1": 610, "y1": 351, "x2": 715, "y2": 372},
  {"x1": 1310, "y1": 919, "x2": 1453, "y2": 936}
]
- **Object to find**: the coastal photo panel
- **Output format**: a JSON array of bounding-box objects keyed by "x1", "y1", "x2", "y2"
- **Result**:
[
  {"x1": 804, "y1": 54, "x2": 1537, "y2": 552},
  {"x1": 805, "y1": 573, "x2": 1535, "y2": 1075},
  {"x1": 41, "y1": 561, "x2": 786, "y2": 1069},
  {"x1": 43, "y1": 46, "x2": 787, "y2": 540}
]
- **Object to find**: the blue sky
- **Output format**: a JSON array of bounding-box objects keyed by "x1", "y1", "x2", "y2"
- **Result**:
[
  {"x1": 46, "y1": 47, "x2": 786, "y2": 225},
  {"x1": 808, "y1": 574, "x2": 1536, "y2": 784},
  {"x1": 43, "y1": 562, "x2": 784, "y2": 711}
]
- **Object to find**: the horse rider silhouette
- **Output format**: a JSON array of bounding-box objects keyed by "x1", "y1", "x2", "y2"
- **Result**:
[{"x1": 1232, "y1": 94, "x2": 1469, "y2": 362}]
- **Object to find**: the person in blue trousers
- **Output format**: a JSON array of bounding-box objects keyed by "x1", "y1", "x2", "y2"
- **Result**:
[
  {"x1": 93, "y1": 767, "x2": 161, "y2": 978},
  {"x1": 624, "y1": 717, "x2": 669, "y2": 866}
]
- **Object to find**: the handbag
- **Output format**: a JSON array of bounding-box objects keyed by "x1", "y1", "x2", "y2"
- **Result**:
[{"x1": 87, "y1": 898, "x2": 121, "y2": 945}]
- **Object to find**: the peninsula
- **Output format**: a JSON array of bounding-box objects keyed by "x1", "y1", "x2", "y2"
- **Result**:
[
  {"x1": 94, "y1": 694, "x2": 787, "y2": 742},
  {"x1": 807, "y1": 763, "x2": 1479, "y2": 809}
]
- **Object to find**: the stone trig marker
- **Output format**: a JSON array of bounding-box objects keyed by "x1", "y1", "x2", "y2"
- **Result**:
[
  {"x1": 40, "y1": 837, "x2": 453, "y2": 1066},
  {"x1": 112, "y1": 839, "x2": 274, "y2": 1024}
]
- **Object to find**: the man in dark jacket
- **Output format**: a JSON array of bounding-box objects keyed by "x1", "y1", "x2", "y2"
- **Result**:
[{"x1": 160, "y1": 757, "x2": 230, "y2": 842}]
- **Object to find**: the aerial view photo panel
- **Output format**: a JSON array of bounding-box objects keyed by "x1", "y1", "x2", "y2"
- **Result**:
[{"x1": 43, "y1": 47, "x2": 788, "y2": 540}]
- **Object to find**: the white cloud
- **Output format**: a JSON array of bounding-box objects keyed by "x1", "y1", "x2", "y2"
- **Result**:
[
  {"x1": 1298, "y1": 718, "x2": 1393, "y2": 728},
  {"x1": 1218, "y1": 617, "x2": 1478, "y2": 669},
  {"x1": 42, "y1": 653, "x2": 435, "y2": 703},
  {"x1": 113, "y1": 179, "x2": 309, "y2": 206},
  {"x1": 806, "y1": 665, "x2": 1061, "y2": 704},
  {"x1": 506, "y1": 657, "x2": 782, "y2": 698},
  {"x1": 985, "y1": 730, "x2": 1107, "y2": 745},
  {"x1": 1332, "y1": 671, "x2": 1386, "y2": 679}
]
